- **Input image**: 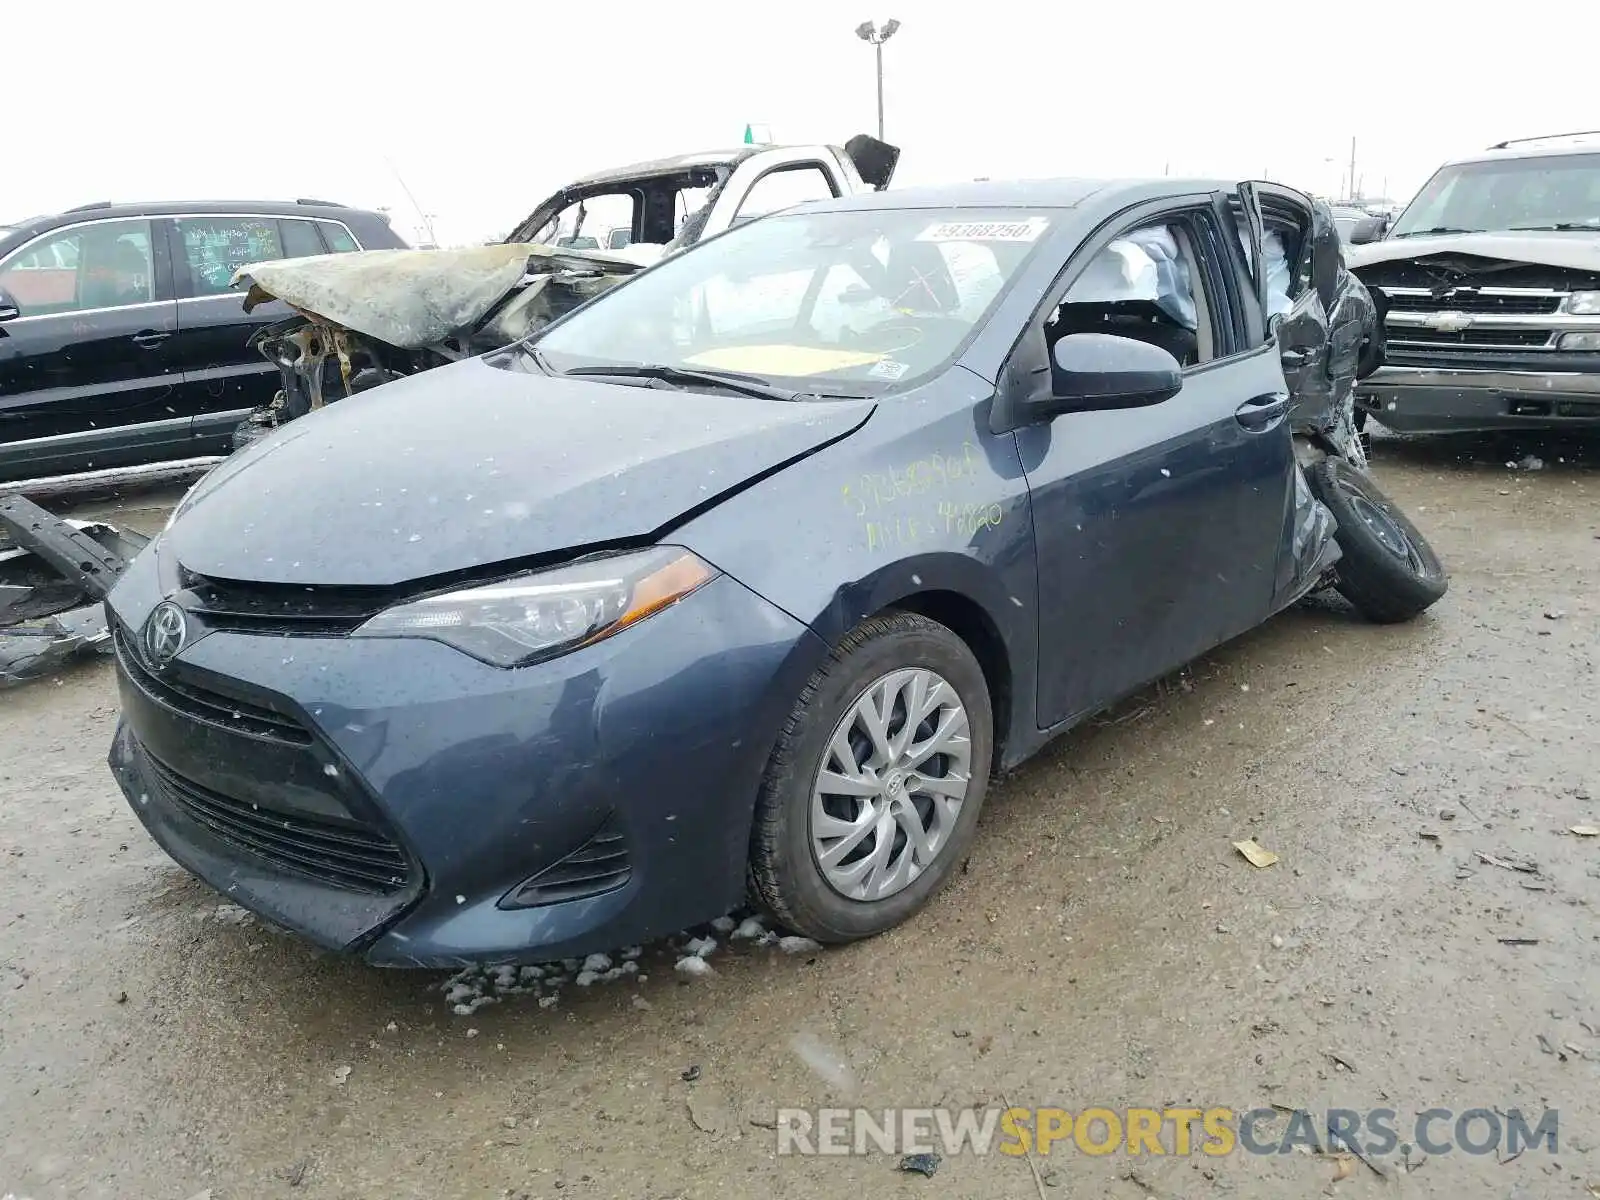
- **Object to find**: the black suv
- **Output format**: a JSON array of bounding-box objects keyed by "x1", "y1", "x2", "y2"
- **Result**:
[{"x1": 0, "y1": 200, "x2": 406, "y2": 485}]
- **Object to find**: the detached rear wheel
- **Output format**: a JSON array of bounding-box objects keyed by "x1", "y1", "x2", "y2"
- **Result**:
[
  {"x1": 1308, "y1": 457, "x2": 1447, "y2": 623},
  {"x1": 748, "y1": 611, "x2": 993, "y2": 943}
]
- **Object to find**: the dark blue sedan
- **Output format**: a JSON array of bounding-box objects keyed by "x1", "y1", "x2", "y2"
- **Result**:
[{"x1": 106, "y1": 178, "x2": 1416, "y2": 965}]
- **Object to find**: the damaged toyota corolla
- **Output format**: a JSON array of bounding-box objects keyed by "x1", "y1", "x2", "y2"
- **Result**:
[{"x1": 106, "y1": 179, "x2": 1445, "y2": 967}]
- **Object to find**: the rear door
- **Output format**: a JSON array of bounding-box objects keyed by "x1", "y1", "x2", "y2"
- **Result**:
[
  {"x1": 0, "y1": 217, "x2": 182, "y2": 482},
  {"x1": 1017, "y1": 197, "x2": 1294, "y2": 728},
  {"x1": 165, "y1": 214, "x2": 351, "y2": 452}
]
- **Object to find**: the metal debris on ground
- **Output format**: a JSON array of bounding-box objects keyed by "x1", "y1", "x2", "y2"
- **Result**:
[
  {"x1": 1233, "y1": 839, "x2": 1280, "y2": 868},
  {"x1": 1323, "y1": 1049, "x2": 1359, "y2": 1073},
  {"x1": 1474, "y1": 851, "x2": 1540, "y2": 874},
  {"x1": 897, "y1": 1152, "x2": 941, "y2": 1177},
  {"x1": 1, "y1": 495, "x2": 150, "y2": 688},
  {"x1": 1498, "y1": 937, "x2": 1540, "y2": 946}
]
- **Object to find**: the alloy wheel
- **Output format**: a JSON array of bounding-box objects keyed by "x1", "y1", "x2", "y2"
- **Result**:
[{"x1": 809, "y1": 667, "x2": 973, "y2": 902}]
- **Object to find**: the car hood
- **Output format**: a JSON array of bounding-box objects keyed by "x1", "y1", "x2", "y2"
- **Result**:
[
  {"x1": 231, "y1": 243, "x2": 646, "y2": 348},
  {"x1": 167, "y1": 356, "x2": 875, "y2": 587},
  {"x1": 1347, "y1": 231, "x2": 1600, "y2": 274}
]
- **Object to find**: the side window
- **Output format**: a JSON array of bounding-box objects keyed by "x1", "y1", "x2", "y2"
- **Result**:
[
  {"x1": 733, "y1": 165, "x2": 837, "y2": 223},
  {"x1": 281, "y1": 219, "x2": 326, "y2": 258},
  {"x1": 1052, "y1": 219, "x2": 1217, "y2": 368},
  {"x1": 320, "y1": 221, "x2": 360, "y2": 252},
  {"x1": 175, "y1": 216, "x2": 283, "y2": 297},
  {"x1": 0, "y1": 219, "x2": 154, "y2": 316}
]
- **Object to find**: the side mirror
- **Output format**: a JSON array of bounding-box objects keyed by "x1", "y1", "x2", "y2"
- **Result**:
[
  {"x1": 1349, "y1": 215, "x2": 1386, "y2": 245},
  {"x1": 0, "y1": 288, "x2": 20, "y2": 322},
  {"x1": 1034, "y1": 333, "x2": 1182, "y2": 416}
]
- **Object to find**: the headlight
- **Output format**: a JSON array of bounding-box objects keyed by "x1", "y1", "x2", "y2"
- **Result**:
[
  {"x1": 1557, "y1": 331, "x2": 1600, "y2": 351},
  {"x1": 351, "y1": 547, "x2": 718, "y2": 667},
  {"x1": 1565, "y1": 291, "x2": 1600, "y2": 315}
]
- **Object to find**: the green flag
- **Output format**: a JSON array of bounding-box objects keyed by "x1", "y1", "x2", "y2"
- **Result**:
[{"x1": 743, "y1": 124, "x2": 754, "y2": 144}]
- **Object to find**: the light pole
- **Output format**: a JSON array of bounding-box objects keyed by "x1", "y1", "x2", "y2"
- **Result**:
[{"x1": 854, "y1": 18, "x2": 901, "y2": 141}]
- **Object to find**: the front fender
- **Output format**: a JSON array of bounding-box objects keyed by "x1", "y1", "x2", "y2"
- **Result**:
[{"x1": 674, "y1": 374, "x2": 1042, "y2": 760}]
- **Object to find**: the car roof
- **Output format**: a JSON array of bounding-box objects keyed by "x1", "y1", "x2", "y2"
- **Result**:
[
  {"x1": 0, "y1": 199, "x2": 382, "y2": 243},
  {"x1": 802, "y1": 177, "x2": 1225, "y2": 213},
  {"x1": 1441, "y1": 137, "x2": 1600, "y2": 167},
  {"x1": 572, "y1": 149, "x2": 764, "y2": 187}
]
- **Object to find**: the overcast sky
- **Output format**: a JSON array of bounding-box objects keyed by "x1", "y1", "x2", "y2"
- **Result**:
[{"x1": 9, "y1": 0, "x2": 1597, "y2": 245}]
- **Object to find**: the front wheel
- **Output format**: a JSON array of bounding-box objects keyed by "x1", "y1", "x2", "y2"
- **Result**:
[
  {"x1": 747, "y1": 611, "x2": 994, "y2": 943},
  {"x1": 1306, "y1": 457, "x2": 1447, "y2": 623}
]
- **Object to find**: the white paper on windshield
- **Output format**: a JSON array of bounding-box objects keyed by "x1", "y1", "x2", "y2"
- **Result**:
[{"x1": 917, "y1": 217, "x2": 1049, "y2": 243}]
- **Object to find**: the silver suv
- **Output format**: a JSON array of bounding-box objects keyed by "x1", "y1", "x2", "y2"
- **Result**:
[{"x1": 1346, "y1": 133, "x2": 1600, "y2": 434}]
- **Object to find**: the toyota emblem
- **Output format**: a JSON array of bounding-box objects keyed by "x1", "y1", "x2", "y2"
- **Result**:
[{"x1": 143, "y1": 601, "x2": 188, "y2": 666}]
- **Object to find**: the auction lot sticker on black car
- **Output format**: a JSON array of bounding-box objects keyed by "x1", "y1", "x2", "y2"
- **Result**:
[{"x1": 917, "y1": 217, "x2": 1049, "y2": 242}]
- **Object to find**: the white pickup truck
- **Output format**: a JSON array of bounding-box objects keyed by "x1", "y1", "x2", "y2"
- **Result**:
[
  {"x1": 230, "y1": 134, "x2": 899, "y2": 445},
  {"x1": 509, "y1": 134, "x2": 900, "y2": 263}
]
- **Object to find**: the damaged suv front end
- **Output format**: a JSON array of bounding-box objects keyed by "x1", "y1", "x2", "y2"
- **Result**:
[{"x1": 1349, "y1": 140, "x2": 1600, "y2": 434}]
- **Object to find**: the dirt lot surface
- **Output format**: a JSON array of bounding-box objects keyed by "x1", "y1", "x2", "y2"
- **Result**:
[{"x1": 3, "y1": 433, "x2": 1598, "y2": 1200}]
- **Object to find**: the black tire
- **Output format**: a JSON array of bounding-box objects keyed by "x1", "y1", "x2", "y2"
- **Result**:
[
  {"x1": 748, "y1": 610, "x2": 994, "y2": 943},
  {"x1": 1307, "y1": 456, "x2": 1447, "y2": 623}
]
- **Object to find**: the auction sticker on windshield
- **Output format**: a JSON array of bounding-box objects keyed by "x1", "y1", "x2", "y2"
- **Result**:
[{"x1": 917, "y1": 217, "x2": 1049, "y2": 243}]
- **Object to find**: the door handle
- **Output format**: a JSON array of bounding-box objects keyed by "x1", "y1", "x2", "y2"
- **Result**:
[
  {"x1": 131, "y1": 330, "x2": 170, "y2": 349},
  {"x1": 1280, "y1": 348, "x2": 1311, "y2": 368},
  {"x1": 1235, "y1": 392, "x2": 1288, "y2": 431}
]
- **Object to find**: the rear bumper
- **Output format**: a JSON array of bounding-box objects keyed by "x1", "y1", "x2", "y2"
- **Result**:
[{"x1": 1356, "y1": 365, "x2": 1600, "y2": 433}]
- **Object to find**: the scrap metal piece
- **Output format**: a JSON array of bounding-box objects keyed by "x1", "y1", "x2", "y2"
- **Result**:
[
  {"x1": 0, "y1": 603, "x2": 112, "y2": 689},
  {"x1": 0, "y1": 496, "x2": 145, "y2": 601}
]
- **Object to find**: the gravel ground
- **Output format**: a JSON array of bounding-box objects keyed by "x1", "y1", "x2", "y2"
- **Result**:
[{"x1": 1, "y1": 430, "x2": 1597, "y2": 1200}]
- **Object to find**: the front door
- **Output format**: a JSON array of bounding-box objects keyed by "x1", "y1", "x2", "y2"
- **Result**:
[
  {"x1": 1017, "y1": 201, "x2": 1293, "y2": 727},
  {"x1": 0, "y1": 217, "x2": 182, "y2": 482}
]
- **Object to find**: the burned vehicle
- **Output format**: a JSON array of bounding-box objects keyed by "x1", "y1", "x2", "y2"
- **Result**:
[
  {"x1": 1348, "y1": 134, "x2": 1600, "y2": 434},
  {"x1": 231, "y1": 135, "x2": 899, "y2": 449},
  {"x1": 106, "y1": 178, "x2": 1442, "y2": 966},
  {"x1": 1, "y1": 496, "x2": 149, "y2": 688}
]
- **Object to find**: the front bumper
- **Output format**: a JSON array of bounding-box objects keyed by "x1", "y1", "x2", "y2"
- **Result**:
[
  {"x1": 1356, "y1": 365, "x2": 1600, "y2": 433},
  {"x1": 105, "y1": 546, "x2": 825, "y2": 966}
]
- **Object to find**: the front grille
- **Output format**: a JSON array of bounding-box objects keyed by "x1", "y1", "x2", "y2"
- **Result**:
[
  {"x1": 179, "y1": 570, "x2": 385, "y2": 636},
  {"x1": 1386, "y1": 326, "x2": 1554, "y2": 348},
  {"x1": 1383, "y1": 289, "x2": 1563, "y2": 316},
  {"x1": 502, "y1": 818, "x2": 632, "y2": 908},
  {"x1": 114, "y1": 625, "x2": 310, "y2": 744},
  {"x1": 145, "y1": 752, "x2": 410, "y2": 893},
  {"x1": 113, "y1": 625, "x2": 312, "y2": 745}
]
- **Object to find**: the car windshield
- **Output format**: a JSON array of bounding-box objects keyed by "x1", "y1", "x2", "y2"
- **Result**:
[
  {"x1": 1388, "y1": 152, "x2": 1600, "y2": 236},
  {"x1": 532, "y1": 207, "x2": 1051, "y2": 395}
]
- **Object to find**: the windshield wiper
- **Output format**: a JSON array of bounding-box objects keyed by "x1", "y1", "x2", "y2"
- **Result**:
[
  {"x1": 1508, "y1": 223, "x2": 1598, "y2": 232},
  {"x1": 561, "y1": 363, "x2": 804, "y2": 402},
  {"x1": 1392, "y1": 225, "x2": 1480, "y2": 238}
]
